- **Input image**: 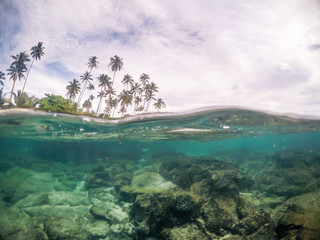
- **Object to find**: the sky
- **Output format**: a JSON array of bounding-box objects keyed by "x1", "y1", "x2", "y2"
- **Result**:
[{"x1": 0, "y1": 0, "x2": 319, "y2": 116}]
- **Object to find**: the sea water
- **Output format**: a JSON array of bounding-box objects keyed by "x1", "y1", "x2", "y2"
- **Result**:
[{"x1": 0, "y1": 108, "x2": 319, "y2": 240}]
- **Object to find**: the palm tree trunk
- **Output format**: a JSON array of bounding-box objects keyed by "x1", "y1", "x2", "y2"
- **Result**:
[
  {"x1": 10, "y1": 77, "x2": 17, "y2": 103},
  {"x1": 22, "y1": 59, "x2": 34, "y2": 94},
  {"x1": 96, "y1": 86, "x2": 104, "y2": 116},
  {"x1": 96, "y1": 96, "x2": 103, "y2": 115},
  {"x1": 146, "y1": 100, "x2": 151, "y2": 111},
  {"x1": 143, "y1": 99, "x2": 147, "y2": 109},
  {"x1": 103, "y1": 71, "x2": 116, "y2": 118},
  {"x1": 77, "y1": 81, "x2": 87, "y2": 106}
]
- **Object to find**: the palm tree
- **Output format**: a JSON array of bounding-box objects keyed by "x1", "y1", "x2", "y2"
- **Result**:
[
  {"x1": 96, "y1": 74, "x2": 111, "y2": 114},
  {"x1": 88, "y1": 94, "x2": 95, "y2": 112},
  {"x1": 89, "y1": 94, "x2": 95, "y2": 101},
  {"x1": 105, "y1": 55, "x2": 123, "y2": 116},
  {"x1": 88, "y1": 56, "x2": 99, "y2": 71},
  {"x1": 144, "y1": 82, "x2": 159, "y2": 111},
  {"x1": 87, "y1": 83, "x2": 95, "y2": 94},
  {"x1": 121, "y1": 74, "x2": 134, "y2": 90},
  {"x1": 77, "y1": 71, "x2": 93, "y2": 105},
  {"x1": 0, "y1": 71, "x2": 5, "y2": 89},
  {"x1": 82, "y1": 99, "x2": 92, "y2": 112},
  {"x1": 96, "y1": 90, "x2": 106, "y2": 114},
  {"x1": 66, "y1": 79, "x2": 81, "y2": 101},
  {"x1": 139, "y1": 73, "x2": 150, "y2": 86},
  {"x1": 106, "y1": 88, "x2": 117, "y2": 99},
  {"x1": 104, "y1": 88, "x2": 117, "y2": 116},
  {"x1": 131, "y1": 81, "x2": 142, "y2": 98},
  {"x1": 14, "y1": 90, "x2": 29, "y2": 107},
  {"x1": 133, "y1": 96, "x2": 142, "y2": 113},
  {"x1": 110, "y1": 97, "x2": 119, "y2": 117},
  {"x1": 22, "y1": 42, "x2": 45, "y2": 93},
  {"x1": 118, "y1": 90, "x2": 133, "y2": 117},
  {"x1": 154, "y1": 98, "x2": 166, "y2": 111},
  {"x1": 7, "y1": 52, "x2": 30, "y2": 103}
]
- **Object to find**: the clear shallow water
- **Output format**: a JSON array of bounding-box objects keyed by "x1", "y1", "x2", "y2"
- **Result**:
[{"x1": 0, "y1": 108, "x2": 320, "y2": 240}]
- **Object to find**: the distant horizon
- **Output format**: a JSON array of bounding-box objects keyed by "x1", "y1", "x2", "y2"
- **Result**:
[{"x1": 1, "y1": 0, "x2": 320, "y2": 116}]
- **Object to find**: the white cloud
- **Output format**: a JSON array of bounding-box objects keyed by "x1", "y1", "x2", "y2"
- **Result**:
[{"x1": 0, "y1": 0, "x2": 320, "y2": 116}]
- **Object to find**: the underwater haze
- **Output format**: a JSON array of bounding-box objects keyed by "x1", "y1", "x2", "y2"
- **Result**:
[{"x1": 0, "y1": 108, "x2": 320, "y2": 240}]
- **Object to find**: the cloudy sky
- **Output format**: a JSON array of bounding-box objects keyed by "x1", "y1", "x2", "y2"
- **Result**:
[{"x1": 0, "y1": 0, "x2": 319, "y2": 116}]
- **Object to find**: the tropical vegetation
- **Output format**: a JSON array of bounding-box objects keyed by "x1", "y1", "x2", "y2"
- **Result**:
[
  {"x1": 0, "y1": 44, "x2": 167, "y2": 118},
  {"x1": 22, "y1": 42, "x2": 45, "y2": 93},
  {"x1": 38, "y1": 94, "x2": 75, "y2": 113}
]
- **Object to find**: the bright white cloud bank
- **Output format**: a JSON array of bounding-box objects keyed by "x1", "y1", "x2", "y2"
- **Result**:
[{"x1": 0, "y1": 0, "x2": 319, "y2": 116}]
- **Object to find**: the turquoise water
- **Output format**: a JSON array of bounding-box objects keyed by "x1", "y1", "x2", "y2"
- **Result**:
[{"x1": 0, "y1": 108, "x2": 319, "y2": 240}]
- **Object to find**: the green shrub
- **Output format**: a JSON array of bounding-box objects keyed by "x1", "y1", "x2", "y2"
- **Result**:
[{"x1": 38, "y1": 94, "x2": 75, "y2": 113}]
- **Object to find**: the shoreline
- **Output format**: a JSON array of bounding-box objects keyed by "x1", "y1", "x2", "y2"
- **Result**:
[{"x1": 0, "y1": 106, "x2": 319, "y2": 124}]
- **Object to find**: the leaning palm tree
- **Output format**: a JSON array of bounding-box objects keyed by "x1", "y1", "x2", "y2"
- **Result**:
[
  {"x1": 121, "y1": 74, "x2": 134, "y2": 90},
  {"x1": 7, "y1": 52, "x2": 30, "y2": 103},
  {"x1": 154, "y1": 98, "x2": 166, "y2": 111},
  {"x1": 22, "y1": 42, "x2": 45, "y2": 93},
  {"x1": 104, "y1": 55, "x2": 123, "y2": 116},
  {"x1": 77, "y1": 71, "x2": 93, "y2": 105},
  {"x1": 118, "y1": 90, "x2": 133, "y2": 117},
  {"x1": 66, "y1": 79, "x2": 81, "y2": 101},
  {"x1": 0, "y1": 71, "x2": 5, "y2": 89}
]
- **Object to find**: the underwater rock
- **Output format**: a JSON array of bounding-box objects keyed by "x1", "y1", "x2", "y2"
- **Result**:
[
  {"x1": 48, "y1": 190, "x2": 90, "y2": 206},
  {"x1": 160, "y1": 158, "x2": 253, "y2": 198},
  {"x1": 130, "y1": 191, "x2": 200, "y2": 239},
  {"x1": 231, "y1": 198, "x2": 275, "y2": 239},
  {"x1": 14, "y1": 192, "x2": 49, "y2": 208},
  {"x1": 88, "y1": 187, "x2": 119, "y2": 206},
  {"x1": 87, "y1": 186, "x2": 135, "y2": 239},
  {"x1": 85, "y1": 159, "x2": 136, "y2": 191},
  {"x1": 239, "y1": 192, "x2": 286, "y2": 210},
  {"x1": 83, "y1": 220, "x2": 110, "y2": 239},
  {"x1": 256, "y1": 168, "x2": 317, "y2": 197},
  {"x1": 0, "y1": 167, "x2": 71, "y2": 204},
  {"x1": 254, "y1": 150, "x2": 320, "y2": 198},
  {"x1": 44, "y1": 217, "x2": 90, "y2": 240},
  {"x1": 90, "y1": 201, "x2": 129, "y2": 224},
  {"x1": 159, "y1": 159, "x2": 212, "y2": 189},
  {"x1": 0, "y1": 207, "x2": 37, "y2": 240},
  {"x1": 160, "y1": 224, "x2": 211, "y2": 240},
  {"x1": 85, "y1": 163, "x2": 112, "y2": 189},
  {"x1": 274, "y1": 191, "x2": 320, "y2": 240},
  {"x1": 119, "y1": 170, "x2": 176, "y2": 202},
  {"x1": 201, "y1": 197, "x2": 238, "y2": 233}
]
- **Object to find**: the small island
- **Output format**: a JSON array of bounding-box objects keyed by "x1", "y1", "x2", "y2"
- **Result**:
[{"x1": 0, "y1": 42, "x2": 166, "y2": 119}]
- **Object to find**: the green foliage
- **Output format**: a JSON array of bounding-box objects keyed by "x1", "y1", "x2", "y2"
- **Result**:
[
  {"x1": 38, "y1": 94, "x2": 75, "y2": 113},
  {"x1": 14, "y1": 90, "x2": 38, "y2": 108}
]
